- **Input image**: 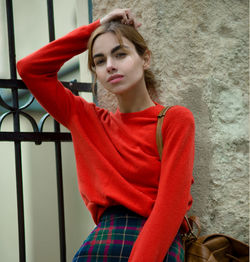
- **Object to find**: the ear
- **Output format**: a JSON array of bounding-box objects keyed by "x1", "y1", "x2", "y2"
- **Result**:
[{"x1": 143, "y1": 49, "x2": 151, "y2": 70}]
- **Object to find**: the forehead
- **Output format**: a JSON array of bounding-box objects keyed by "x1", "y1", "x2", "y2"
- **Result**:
[{"x1": 92, "y1": 32, "x2": 134, "y2": 55}]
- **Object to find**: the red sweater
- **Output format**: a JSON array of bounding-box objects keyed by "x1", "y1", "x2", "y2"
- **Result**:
[{"x1": 17, "y1": 20, "x2": 195, "y2": 262}]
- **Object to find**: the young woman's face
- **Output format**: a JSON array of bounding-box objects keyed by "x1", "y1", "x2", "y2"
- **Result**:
[{"x1": 92, "y1": 32, "x2": 148, "y2": 96}]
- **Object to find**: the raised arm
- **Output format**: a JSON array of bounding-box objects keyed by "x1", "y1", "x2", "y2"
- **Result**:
[
  {"x1": 129, "y1": 106, "x2": 195, "y2": 262},
  {"x1": 17, "y1": 20, "x2": 100, "y2": 127}
]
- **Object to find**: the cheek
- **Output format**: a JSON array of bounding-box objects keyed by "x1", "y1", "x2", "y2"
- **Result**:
[
  {"x1": 95, "y1": 68, "x2": 106, "y2": 83},
  {"x1": 127, "y1": 58, "x2": 144, "y2": 78}
]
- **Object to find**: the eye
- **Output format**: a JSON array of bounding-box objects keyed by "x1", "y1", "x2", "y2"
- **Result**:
[
  {"x1": 94, "y1": 58, "x2": 105, "y2": 66},
  {"x1": 115, "y1": 52, "x2": 127, "y2": 58}
]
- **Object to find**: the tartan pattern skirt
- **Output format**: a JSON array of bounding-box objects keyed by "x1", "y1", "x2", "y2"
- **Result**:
[{"x1": 73, "y1": 206, "x2": 184, "y2": 262}]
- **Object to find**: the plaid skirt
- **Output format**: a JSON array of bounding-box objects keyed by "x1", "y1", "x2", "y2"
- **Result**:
[{"x1": 73, "y1": 206, "x2": 184, "y2": 262}]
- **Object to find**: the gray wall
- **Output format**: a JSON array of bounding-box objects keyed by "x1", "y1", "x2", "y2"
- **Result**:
[{"x1": 93, "y1": 0, "x2": 249, "y2": 243}]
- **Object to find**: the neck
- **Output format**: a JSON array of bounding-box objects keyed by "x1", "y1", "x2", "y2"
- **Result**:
[{"x1": 116, "y1": 83, "x2": 155, "y2": 113}]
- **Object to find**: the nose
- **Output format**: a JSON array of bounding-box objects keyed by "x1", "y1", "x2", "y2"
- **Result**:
[{"x1": 106, "y1": 57, "x2": 117, "y2": 73}]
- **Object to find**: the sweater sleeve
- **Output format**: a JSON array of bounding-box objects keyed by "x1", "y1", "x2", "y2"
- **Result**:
[
  {"x1": 129, "y1": 105, "x2": 195, "y2": 262},
  {"x1": 16, "y1": 20, "x2": 100, "y2": 128}
]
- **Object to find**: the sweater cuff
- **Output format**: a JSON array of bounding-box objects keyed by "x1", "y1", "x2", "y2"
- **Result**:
[{"x1": 89, "y1": 19, "x2": 101, "y2": 31}]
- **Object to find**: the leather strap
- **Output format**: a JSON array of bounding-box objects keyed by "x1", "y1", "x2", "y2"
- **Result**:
[
  {"x1": 185, "y1": 216, "x2": 201, "y2": 238},
  {"x1": 156, "y1": 106, "x2": 171, "y2": 160},
  {"x1": 156, "y1": 106, "x2": 199, "y2": 237}
]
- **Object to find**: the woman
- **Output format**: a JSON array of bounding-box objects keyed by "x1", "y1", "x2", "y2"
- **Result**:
[{"x1": 17, "y1": 9, "x2": 195, "y2": 262}]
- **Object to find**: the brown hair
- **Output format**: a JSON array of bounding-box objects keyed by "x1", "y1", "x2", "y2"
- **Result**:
[{"x1": 87, "y1": 21, "x2": 157, "y2": 92}]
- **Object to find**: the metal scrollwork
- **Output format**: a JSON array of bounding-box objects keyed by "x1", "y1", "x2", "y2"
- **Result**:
[
  {"x1": 0, "y1": 111, "x2": 12, "y2": 130},
  {"x1": 38, "y1": 113, "x2": 51, "y2": 132},
  {"x1": 0, "y1": 88, "x2": 42, "y2": 144},
  {"x1": 19, "y1": 111, "x2": 39, "y2": 133},
  {"x1": 0, "y1": 90, "x2": 38, "y2": 132},
  {"x1": 0, "y1": 92, "x2": 15, "y2": 111},
  {"x1": 19, "y1": 93, "x2": 35, "y2": 110}
]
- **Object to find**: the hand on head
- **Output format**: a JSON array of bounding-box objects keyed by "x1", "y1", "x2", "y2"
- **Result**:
[{"x1": 100, "y1": 9, "x2": 142, "y2": 29}]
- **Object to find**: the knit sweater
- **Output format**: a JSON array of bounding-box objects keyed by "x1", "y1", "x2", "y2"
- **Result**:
[{"x1": 17, "y1": 19, "x2": 195, "y2": 262}]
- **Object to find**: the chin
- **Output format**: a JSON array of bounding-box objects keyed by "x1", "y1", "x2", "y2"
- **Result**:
[
  {"x1": 104, "y1": 84, "x2": 131, "y2": 95},
  {"x1": 113, "y1": 87, "x2": 133, "y2": 96}
]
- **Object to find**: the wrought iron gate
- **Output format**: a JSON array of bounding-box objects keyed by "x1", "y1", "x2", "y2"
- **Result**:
[{"x1": 0, "y1": 0, "x2": 93, "y2": 261}]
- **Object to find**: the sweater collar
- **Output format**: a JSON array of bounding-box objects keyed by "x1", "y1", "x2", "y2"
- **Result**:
[{"x1": 114, "y1": 102, "x2": 164, "y2": 119}]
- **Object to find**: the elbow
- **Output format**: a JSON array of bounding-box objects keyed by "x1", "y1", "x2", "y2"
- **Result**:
[
  {"x1": 16, "y1": 58, "x2": 26, "y2": 77},
  {"x1": 16, "y1": 56, "x2": 33, "y2": 78},
  {"x1": 16, "y1": 58, "x2": 27, "y2": 78}
]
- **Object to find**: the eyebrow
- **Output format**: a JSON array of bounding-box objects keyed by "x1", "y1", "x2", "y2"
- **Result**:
[{"x1": 93, "y1": 45, "x2": 129, "y2": 59}]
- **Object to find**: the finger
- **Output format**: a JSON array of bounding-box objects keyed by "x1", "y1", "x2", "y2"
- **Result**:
[
  {"x1": 125, "y1": 9, "x2": 130, "y2": 19},
  {"x1": 125, "y1": 9, "x2": 134, "y2": 24},
  {"x1": 135, "y1": 22, "x2": 142, "y2": 29},
  {"x1": 124, "y1": 9, "x2": 132, "y2": 23},
  {"x1": 125, "y1": 10, "x2": 141, "y2": 28},
  {"x1": 121, "y1": 13, "x2": 128, "y2": 24}
]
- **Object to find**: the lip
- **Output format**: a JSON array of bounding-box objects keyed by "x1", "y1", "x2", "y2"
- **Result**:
[{"x1": 107, "y1": 74, "x2": 124, "y2": 83}]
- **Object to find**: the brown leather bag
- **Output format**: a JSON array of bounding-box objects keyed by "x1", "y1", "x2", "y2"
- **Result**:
[
  {"x1": 183, "y1": 216, "x2": 249, "y2": 262},
  {"x1": 156, "y1": 107, "x2": 249, "y2": 262}
]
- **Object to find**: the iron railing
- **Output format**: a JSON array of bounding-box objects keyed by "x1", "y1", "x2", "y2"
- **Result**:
[{"x1": 0, "y1": 0, "x2": 93, "y2": 261}]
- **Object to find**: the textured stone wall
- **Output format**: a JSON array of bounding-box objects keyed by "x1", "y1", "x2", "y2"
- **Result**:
[{"x1": 92, "y1": 0, "x2": 249, "y2": 243}]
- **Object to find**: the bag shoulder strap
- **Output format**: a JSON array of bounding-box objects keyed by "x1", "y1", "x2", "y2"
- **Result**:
[
  {"x1": 156, "y1": 106, "x2": 199, "y2": 237},
  {"x1": 156, "y1": 106, "x2": 171, "y2": 160}
]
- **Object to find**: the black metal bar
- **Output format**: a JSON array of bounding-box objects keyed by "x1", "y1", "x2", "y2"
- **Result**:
[
  {"x1": 47, "y1": 0, "x2": 56, "y2": 42},
  {"x1": 47, "y1": 1, "x2": 66, "y2": 261},
  {"x1": 54, "y1": 127, "x2": 67, "y2": 261},
  {"x1": 6, "y1": 1, "x2": 26, "y2": 262},
  {"x1": 0, "y1": 131, "x2": 72, "y2": 142},
  {"x1": 6, "y1": 1, "x2": 17, "y2": 80},
  {"x1": 0, "y1": 79, "x2": 26, "y2": 89},
  {"x1": 88, "y1": 0, "x2": 93, "y2": 24},
  {"x1": 0, "y1": 79, "x2": 92, "y2": 92}
]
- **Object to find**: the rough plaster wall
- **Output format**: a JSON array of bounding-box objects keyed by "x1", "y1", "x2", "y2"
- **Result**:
[{"x1": 92, "y1": 0, "x2": 249, "y2": 243}]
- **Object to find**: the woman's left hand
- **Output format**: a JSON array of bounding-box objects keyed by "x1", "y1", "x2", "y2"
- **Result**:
[{"x1": 100, "y1": 8, "x2": 141, "y2": 28}]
